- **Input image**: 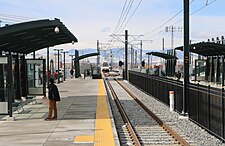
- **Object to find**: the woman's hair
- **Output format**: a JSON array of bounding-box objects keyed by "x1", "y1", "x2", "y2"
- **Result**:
[{"x1": 49, "y1": 78, "x2": 54, "y2": 84}]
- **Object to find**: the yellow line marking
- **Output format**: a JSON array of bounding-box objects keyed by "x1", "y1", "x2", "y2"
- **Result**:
[
  {"x1": 74, "y1": 135, "x2": 94, "y2": 143},
  {"x1": 94, "y1": 79, "x2": 115, "y2": 146}
]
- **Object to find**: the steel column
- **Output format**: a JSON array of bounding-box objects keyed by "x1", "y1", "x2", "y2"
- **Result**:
[
  {"x1": 63, "y1": 52, "x2": 66, "y2": 81},
  {"x1": 8, "y1": 51, "x2": 13, "y2": 117},
  {"x1": 0, "y1": 52, "x2": 5, "y2": 101},
  {"x1": 15, "y1": 53, "x2": 21, "y2": 100},
  {"x1": 75, "y1": 50, "x2": 80, "y2": 78},
  {"x1": 20, "y1": 54, "x2": 27, "y2": 97},
  {"x1": 57, "y1": 50, "x2": 60, "y2": 83},
  {"x1": 43, "y1": 59, "x2": 46, "y2": 97},
  {"x1": 47, "y1": 47, "x2": 49, "y2": 85}
]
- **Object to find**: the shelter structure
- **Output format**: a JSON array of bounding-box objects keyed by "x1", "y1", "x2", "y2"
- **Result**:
[
  {"x1": 146, "y1": 51, "x2": 177, "y2": 76},
  {"x1": 0, "y1": 18, "x2": 78, "y2": 117},
  {"x1": 175, "y1": 38, "x2": 225, "y2": 85}
]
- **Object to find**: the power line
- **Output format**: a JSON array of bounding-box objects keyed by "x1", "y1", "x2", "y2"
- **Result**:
[{"x1": 113, "y1": 0, "x2": 128, "y2": 34}]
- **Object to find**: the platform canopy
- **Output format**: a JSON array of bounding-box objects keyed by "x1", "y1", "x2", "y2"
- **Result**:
[
  {"x1": 146, "y1": 52, "x2": 178, "y2": 59},
  {"x1": 175, "y1": 42, "x2": 225, "y2": 56},
  {"x1": 0, "y1": 18, "x2": 78, "y2": 54}
]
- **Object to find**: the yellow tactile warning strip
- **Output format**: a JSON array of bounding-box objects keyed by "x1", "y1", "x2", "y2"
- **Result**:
[
  {"x1": 74, "y1": 135, "x2": 94, "y2": 143},
  {"x1": 94, "y1": 79, "x2": 115, "y2": 146}
]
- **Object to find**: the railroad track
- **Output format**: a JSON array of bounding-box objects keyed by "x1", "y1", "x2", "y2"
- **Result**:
[{"x1": 105, "y1": 78, "x2": 190, "y2": 146}]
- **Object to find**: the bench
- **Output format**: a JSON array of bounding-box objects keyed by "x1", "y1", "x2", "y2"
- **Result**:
[{"x1": 12, "y1": 99, "x2": 25, "y2": 113}]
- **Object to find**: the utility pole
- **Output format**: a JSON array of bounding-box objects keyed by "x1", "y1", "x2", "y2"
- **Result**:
[{"x1": 165, "y1": 26, "x2": 182, "y2": 54}]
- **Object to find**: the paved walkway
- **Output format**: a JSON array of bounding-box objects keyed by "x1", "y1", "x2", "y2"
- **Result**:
[{"x1": 0, "y1": 78, "x2": 118, "y2": 146}]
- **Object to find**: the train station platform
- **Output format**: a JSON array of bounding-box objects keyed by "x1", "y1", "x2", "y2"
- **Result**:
[{"x1": 0, "y1": 78, "x2": 119, "y2": 146}]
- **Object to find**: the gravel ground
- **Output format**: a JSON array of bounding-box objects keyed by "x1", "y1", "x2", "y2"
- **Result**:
[{"x1": 121, "y1": 80, "x2": 225, "y2": 146}]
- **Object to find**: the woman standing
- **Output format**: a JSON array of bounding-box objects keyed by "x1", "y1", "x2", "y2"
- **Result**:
[{"x1": 45, "y1": 78, "x2": 61, "y2": 120}]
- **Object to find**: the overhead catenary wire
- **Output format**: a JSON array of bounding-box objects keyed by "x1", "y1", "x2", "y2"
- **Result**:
[
  {"x1": 114, "y1": 0, "x2": 134, "y2": 34},
  {"x1": 111, "y1": 0, "x2": 143, "y2": 47},
  {"x1": 140, "y1": 0, "x2": 218, "y2": 41},
  {"x1": 0, "y1": 12, "x2": 36, "y2": 25},
  {"x1": 110, "y1": 0, "x2": 135, "y2": 46},
  {"x1": 129, "y1": 0, "x2": 197, "y2": 42},
  {"x1": 113, "y1": 0, "x2": 128, "y2": 34},
  {"x1": 118, "y1": 0, "x2": 143, "y2": 34},
  {"x1": 0, "y1": 12, "x2": 33, "y2": 20}
]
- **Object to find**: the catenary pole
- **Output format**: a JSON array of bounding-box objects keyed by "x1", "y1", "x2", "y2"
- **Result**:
[
  {"x1": 124, "y1": 30, "x2": 128, "y2": 80},
  {"x1": 183, "y1": 0, "x2": 189, "y2": 115}
]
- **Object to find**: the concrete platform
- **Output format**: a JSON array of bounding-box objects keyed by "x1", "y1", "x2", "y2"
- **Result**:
[{"x1": 0, "y1": 78, "x2": 119, "y2": 146}]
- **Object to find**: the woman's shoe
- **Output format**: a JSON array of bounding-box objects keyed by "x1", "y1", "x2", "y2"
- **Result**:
[
  {"x1": 52, "y1": 117, "x2": 57, "y2": 120},
  {"x1": 45, "y1": 117, "x2": 51, "y2": 121}
]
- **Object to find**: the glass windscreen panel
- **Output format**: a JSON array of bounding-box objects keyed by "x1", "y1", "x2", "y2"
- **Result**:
[
  {"x1": 0, "y1": 57, "x2": 8, "y2": 114},
  {"x1": 27, "y1": 59, "x2": 44, "y2": 95}
]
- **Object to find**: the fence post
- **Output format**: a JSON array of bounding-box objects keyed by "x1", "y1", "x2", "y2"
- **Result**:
[
  {"x1": 197, "y1": 83, "x2": 199, "y2": 122},
  {"x1": 208, "y1": 85, "x2": 211, "y2": 130},
  {"x1": 222, "y1": 88, "x2": 224, "y2": 139}
]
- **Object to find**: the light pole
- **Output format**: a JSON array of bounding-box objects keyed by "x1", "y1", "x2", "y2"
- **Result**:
[
  {"x1": 61, "y1": 51, "x2": 68, "y2": 81},
  {"x1": 54, "y1": 49, "x2": 63, "y2": 84}
]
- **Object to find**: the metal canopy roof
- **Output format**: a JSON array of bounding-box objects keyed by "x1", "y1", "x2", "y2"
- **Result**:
[
  {"x1": 175, "y1": 42, "x2": 225, "y2": 56},
  {"x1": 0, "y1": 18, "x2": 78, "y2": 54},
  {"x1": 146, "y1": 52, "x2": 178, "y2": 59}
]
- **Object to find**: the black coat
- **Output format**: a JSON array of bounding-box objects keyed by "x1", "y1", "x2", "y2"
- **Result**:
[{"x1": 48, "y1": 83, "x2": 60, "y2": 101}]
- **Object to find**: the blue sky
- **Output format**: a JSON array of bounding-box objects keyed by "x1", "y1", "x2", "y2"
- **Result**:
[{"x1": 0, "y1": 0, "x2": 224, "y2": 54}]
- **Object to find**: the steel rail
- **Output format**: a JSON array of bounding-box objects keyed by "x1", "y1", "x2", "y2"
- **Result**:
[
  {"x1": 106, "y1": 80, "x2": 141, "y2": 146},
  {"x1": 115, "y1": 78, "x2": 190, "y2": 146}
]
